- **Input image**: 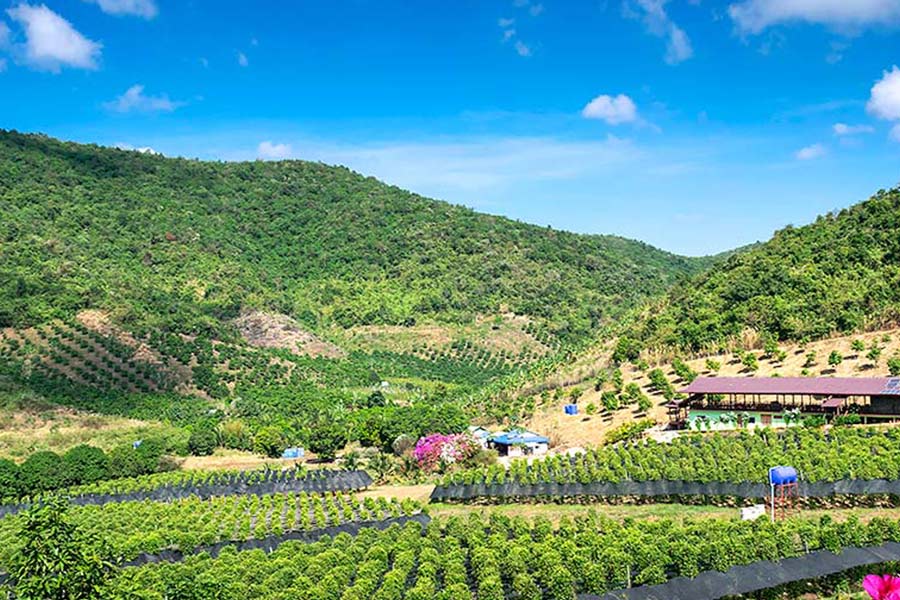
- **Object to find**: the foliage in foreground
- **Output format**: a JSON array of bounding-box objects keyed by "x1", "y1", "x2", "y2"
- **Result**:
[
  {"x1": 0, "y1": 492, "x2": 421, "y2": 568},
  {"x1": 103, "y1": 511, "x2": 900, "y2": 599},
  {"x1": 8, "y1": 498, "x2": 112, "y2": 600}
]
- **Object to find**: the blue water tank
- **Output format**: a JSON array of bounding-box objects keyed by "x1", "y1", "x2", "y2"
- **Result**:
[
  {"x1": 564, "y1": 404, "x2": 578, "y2": 415},
  {"x1": 282, "y1": 447, "x2": 305, "y2": 459},
  {"x1": 769, "y1": 466, "x2": 798, "y2": 485}
]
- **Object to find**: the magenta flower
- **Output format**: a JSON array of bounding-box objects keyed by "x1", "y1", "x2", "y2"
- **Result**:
[
  {"x1": 863, "y1": 574, "x2": 900, "y2": 600},
  {"x1": 413, "y1": 433, "x2": 478, "y2": 472}
]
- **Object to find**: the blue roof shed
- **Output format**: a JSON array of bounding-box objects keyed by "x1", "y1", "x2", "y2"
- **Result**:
[{"x1": 489, "y1": 431, "x2": 549, "y2": 445}]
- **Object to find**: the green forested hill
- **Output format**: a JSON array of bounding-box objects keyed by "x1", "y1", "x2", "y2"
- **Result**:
[
  {"x1": 629, "y1": 187, "x2": 900, "y2": 352},
  {"x1": 0, "y1": 130, "x2": 704, "y2": 341}
]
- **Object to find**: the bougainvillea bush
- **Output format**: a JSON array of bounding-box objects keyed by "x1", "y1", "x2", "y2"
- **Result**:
[
  {"x1": 413, "y1": 433, "x2": 479, "y2": 472},
  {"x1": 864, "y1": 574, "x2": 900, "y2": 600}
]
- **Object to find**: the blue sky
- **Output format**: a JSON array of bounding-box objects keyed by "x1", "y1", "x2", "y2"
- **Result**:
[{"x1": 1, "y1": 1, "x2": 899, "y2": 255}]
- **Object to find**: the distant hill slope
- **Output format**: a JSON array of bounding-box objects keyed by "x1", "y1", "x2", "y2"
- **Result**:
[
  {"x1": 0, "y1": 130, "x2": 706, "y2": 343},
  {"x1": 629, "y1": 187, "x2": 900, "y2": 352}
]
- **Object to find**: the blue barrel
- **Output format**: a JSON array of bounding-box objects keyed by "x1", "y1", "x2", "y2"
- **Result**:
[
  {"x1": 564, "y1": 404, "x2": 578, "y2": 415},
  {"x1": 768, "y1": 466, "x2": 798, "y2": 485}
]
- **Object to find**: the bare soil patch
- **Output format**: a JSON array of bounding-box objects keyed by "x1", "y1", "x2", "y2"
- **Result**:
[
  {"x1": 359, "y1": 484, "x2": 435, "y2": 504},
  {"x1": 180, "y1": 449, "x2": 290, "y2": 471},
  {"x1": 233, "y1": 311, "x2": 344, "y2": 358},
  {"x1": 519, "y1": 328, "x2": 900, "y2": 450}
]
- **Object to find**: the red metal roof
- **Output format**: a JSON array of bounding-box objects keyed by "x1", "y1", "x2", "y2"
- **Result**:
[{"x1": 680, "y1": 377, "x2": 900, "y2": 397}]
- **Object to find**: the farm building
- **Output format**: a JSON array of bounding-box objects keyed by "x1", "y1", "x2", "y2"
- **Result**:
[
  {"x1": 489, "y1": 429, "x2": 549, "y2": 457},
  {"x1": 672, "y1": 377, "x2": 900, "y2": 430},
  {"x1": 467, "y1": 426, "x2": 492, "y2": 448}
]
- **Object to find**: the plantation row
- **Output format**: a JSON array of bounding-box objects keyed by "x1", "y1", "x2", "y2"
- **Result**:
[
  {"x1": 409, "y1": 340, "x2": 544, "y2": 371},
  {"x1": 1, "y1": 467, "x2": 371, "y2": 507},
  {"x1": 0, "y1": 321, "x2": 171, "y2": 394},
  {"x1": 0, "y1": 491, "x2": 420, "y2": 567},
  {"x1": 5, "y1": 317, "x2": 525, "y2": 405},
  {"x1": 440, "y1": 428, "x2": 900, "y2": 486},
  {"x1": 101, "y1": 511, "x2": 900, "y2": 599}
]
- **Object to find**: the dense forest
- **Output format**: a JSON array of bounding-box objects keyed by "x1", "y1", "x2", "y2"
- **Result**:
[
  {"x1": 0, "y1": 130, "x2": 706, "y2": 343},
  {"x1": 628, "y1": 187, "x2": 900, "y2": 353}
]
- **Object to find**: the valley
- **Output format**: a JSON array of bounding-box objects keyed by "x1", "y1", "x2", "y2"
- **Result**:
[{"x1": 2, "y1": 131, "x2": 900, "y2": 600}]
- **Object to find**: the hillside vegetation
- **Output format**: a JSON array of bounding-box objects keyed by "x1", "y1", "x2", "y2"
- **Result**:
[
  {"x1": 0, "y1": 130, "x2": 704, "y2": 343},
  {"x1": 628, "y1": 187, "x2": 900, "y2": 353}
]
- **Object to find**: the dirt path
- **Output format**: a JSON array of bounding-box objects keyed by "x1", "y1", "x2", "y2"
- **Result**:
[
  {"x1": 359, "y1": 484, "x2": 435, "y2": 504},
  {"x1": 427, "y1": 501, "x2": 900, "y2": 524}
]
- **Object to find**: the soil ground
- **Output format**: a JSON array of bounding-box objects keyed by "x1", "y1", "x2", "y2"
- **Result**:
[
  {"x1": 181, "y1": 449, "x2": 302, "y2": 471},
  {"x1": 428, "y1": 502, "x2": 900, "y2": 525},
  {"x1": 523, "y1": 327, "x2": 900, "y2": 450},
  {"x1": 359, "y1": 484, "x2": 435, "y2": 504}
]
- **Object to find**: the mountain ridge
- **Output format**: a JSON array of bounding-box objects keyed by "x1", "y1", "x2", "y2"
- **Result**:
[{"x1": 0, "y1": 129, "x2": 709, "y2": 344}]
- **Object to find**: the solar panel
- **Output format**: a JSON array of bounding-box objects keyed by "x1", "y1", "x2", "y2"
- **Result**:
[{"x1": 882, "y1": 378, "x2": 900, "y2": 395}]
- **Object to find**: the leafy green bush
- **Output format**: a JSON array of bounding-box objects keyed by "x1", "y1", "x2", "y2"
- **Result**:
[
  {"x1": 647, "y1": 369, "x2": 675, "y2": 400},
  {"x1": 0, "y1": 459, "x2": 22, "y2": 498},
  {"x1": 888, "y1": 356, "x2": 900, "y2": 376},
  {"x1": 20, "y1": 451, "x2": 67, "y2": 493},
  {"x1": 828, "y1": 350, "x2": 843, "y2": 367},
  {"x1": 741, "y1": 353, "x2": 759, "y2": 373},
  {"x1": 604, "y1": 419, "x2": 655, "y2": 444},
  {"x1": 62, "y1": 445, "x2": 109, "y2": 485},
  {"x1": 188, "y1": 426, "x2": 218, "y2": 457},
  {"x1": 671, "y1": 358, "x2": 697, "y2": 383},
  {"x1": 253, "y1": 426, "x2": 286, "y2": 459}
]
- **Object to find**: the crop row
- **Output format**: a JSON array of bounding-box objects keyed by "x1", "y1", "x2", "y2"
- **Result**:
[
  {"x1": 2, "y1": 467, "x2": 368, "y2": 506},
  {"x1": 1, "y1": 321, "x2": 171, "y2": 394},
  {"x1": 103, "y1": 511, "x2": 900, "y2": 599},
  {"x1": 0, "y1": 491, "x2": 420, "y2": 568},
  {"x1": 440, "y1": 427, "x2": 900, "y2": 486}
]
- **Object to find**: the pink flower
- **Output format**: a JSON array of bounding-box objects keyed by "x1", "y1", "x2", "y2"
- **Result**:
[
  {"x1": 413, "y1": 433, "x2": 478, "y2": 472},
  {"x1": 863, "y1": 574, "x2": 900, "y2": 600}
]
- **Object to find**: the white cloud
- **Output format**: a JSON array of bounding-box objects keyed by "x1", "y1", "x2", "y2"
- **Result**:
[
  {"x1": 867, "y1": 66, "x2": 900, "y2": 121},
  {"x1": 274, "y1": 135, "x2": 641, "y2": 193},
  {"x1": 85, "y1": 0, "x2": 157, "y2": 19},
  {"x1": 665, "y1": 23, "x2": 693, "y2": 64},
  {"x1": 237, "y1": 51, "x2": 248, "y2": 67},
  {"x1": 529, "y1": 3, "x2": 544, "y2": 16},
  {"x1": 795, "y1": 143, "x2": 826, "y2": 160},
  {"x1": 6, "y1": 3, "x2": 102, "y2": 72},
  {"x1": 104, "y1": 84, "x2": 183, "y2": 113},
  {"x1": 833, "y1": 122, "x2": 874, "y2": 135},
  {"x1": 625, "y1": 0, "x2": 694, "y2": 65},
  {"x1": 825, "y1": 40, "x2": 848, "y2": 63},
  {"x1": 582, "y1": 94, "x2": 639, "y2": 125},
  {"x1": 257, "y1": 141, "x2": 293, "y2": 160},
  {"x1": 729, "y1": 0, "x2": 900, "y2": 34},
  {"x1": 891, "y1": 123, "x2": 900, "y2": 142},
  {"x1": 0, "y1": 59, "x2": 6, "y2": 72},
  {"x1": 0, "y1": 22, "x2": 9, "y2": 49},
  {"x1": 497, "y1": 16, "x2": 529, "y2": 56}
]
